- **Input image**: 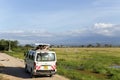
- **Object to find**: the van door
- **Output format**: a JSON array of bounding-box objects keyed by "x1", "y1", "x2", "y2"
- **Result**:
[{"x1": 35, "y1": 53, "x2": 56, "y2": 71}]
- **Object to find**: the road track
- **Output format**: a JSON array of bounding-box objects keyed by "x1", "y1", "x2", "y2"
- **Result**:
[{"x1": 0, "y1": 53, "x2": 69, "y2": 80}]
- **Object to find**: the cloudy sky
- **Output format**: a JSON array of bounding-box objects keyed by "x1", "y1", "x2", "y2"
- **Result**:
[{"x1": 0, "y1": 0, "x2": 120, "y2": 45}]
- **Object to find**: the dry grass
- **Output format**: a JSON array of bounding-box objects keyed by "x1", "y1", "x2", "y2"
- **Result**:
[
  {"x1": 5, "y1": 47, "x2": 120, "y2": 80},
  {"x1": 52, "y1": 48, "x2": 120, "y2": 80}
]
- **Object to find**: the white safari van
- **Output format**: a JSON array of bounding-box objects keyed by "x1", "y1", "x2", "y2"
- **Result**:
[{"x1": 24, "y1": 43, "x2": 57, "y2": 77}]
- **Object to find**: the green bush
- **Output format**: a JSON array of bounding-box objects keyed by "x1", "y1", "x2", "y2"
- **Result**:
[
  {"x1": 111, "y1": 73, "x2": 120, "y2": 80},
  {"x1": 58, "y1": 66, "x2": 100, "y2": 80}
]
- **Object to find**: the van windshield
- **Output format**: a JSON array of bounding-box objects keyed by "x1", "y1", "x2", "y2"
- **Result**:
[{"x1": 36, "y1": 53, "x2": 55, "y2": 61}]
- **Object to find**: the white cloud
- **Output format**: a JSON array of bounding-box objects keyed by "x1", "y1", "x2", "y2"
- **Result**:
[
  {"x1": 93, "y1": 0, "x2": 120, "y2": 7},
  {"x1": 93, "y1": 23, "x2": 120, "y2": 36},
  {"x1": 0, "y1": 30, "x2": 53, "y2": 37},
  {"x1": 0, "y1": 30, "x2": 24, "y2": 34},
  {"x1": 94, "y1": 23, "x2": 114, "y2": 29},
  {"x1": 58, "y1": 30, "x2": 84, "y2": 36},
  {"x1": 0, "y1": 23, "x2": 120, "y2": 44}
]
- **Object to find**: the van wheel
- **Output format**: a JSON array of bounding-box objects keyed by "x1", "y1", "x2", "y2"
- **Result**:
[
  {"x1": 31, "y1": 69, "x2": 35, "y2": 78},
  {"x1": 50, "y1": 75, "x2": 53, "y2": 77},
  {"x1": 25, "y1": 65, "x2": 28, "y2": 73},
  {"x1": 31, "y1": 74, "x2": 35, "y2": 78}
]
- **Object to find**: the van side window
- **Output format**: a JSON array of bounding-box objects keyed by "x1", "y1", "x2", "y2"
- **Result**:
[
  {"x1": 29, "y1": 54, "x2": 31, "y2": 59},
  {"x1": 28, "y1": 52, "x2": 34, "y2": 60},
  {"x1": 31, "y1": 54, "x2": 34, "y2": 60}
]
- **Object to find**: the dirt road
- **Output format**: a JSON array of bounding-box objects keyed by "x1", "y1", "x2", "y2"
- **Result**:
[{"x1": 0, "y1": 53, "x2": 69, "y2": 80}]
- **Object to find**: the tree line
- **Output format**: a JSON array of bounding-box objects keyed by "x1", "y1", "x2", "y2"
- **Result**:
[
  {"x1": 0, "y1": 39, "x2": 18, "y2": 51},
  {"x1": 0, "y1": 39, "x2": 120, "y2": 51},
  {"x1": 51, "y1": 43, "x2": 119, "y2": 48},
  {"x1": 0, "y1": 39, "x2": 34, "y2": 53}
]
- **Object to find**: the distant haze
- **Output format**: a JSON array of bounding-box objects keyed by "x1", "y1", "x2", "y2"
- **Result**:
[{"x1": 0, "y1": 0, "x2": 120, "y2": 45}]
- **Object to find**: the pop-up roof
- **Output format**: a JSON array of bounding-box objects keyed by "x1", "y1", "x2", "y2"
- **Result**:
[{"x1": 35, "y1": 43, "x2": 50, "y2": 50}]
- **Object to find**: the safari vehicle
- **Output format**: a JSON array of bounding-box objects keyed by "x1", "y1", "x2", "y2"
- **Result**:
[{"x1": 24, "y1": 43, "x2": 57, "y2": 77}]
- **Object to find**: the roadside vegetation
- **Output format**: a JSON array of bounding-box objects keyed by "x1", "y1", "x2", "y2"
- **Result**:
[
  {"x1": 55, "y1": 48, "x2": 120, "y2": 80},
  {"x1": 1, "y1": 39, "x2": 120, "y2": 80}
]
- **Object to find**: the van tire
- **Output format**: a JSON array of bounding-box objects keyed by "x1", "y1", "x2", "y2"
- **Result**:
[
  {"x1": 31, "y1": 74, "x2": 35, "y2": 78},
  {"x1": 25, "y1": 65, "x2": 28, "y2": 73},
  {"x1": 31, "y1": 69, "x2": 35, "y2": 78},
  {"x1": 50, "y1": 75, "x2": 53, "y2": 77}
]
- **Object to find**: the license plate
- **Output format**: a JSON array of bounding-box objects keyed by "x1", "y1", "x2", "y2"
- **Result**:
[{"x1": 44, "y1": 66, "x2": 48, "y2": 70}]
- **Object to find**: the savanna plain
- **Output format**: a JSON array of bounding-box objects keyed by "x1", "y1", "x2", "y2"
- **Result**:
[{"x1": 3, "y1": 48, "x2": 120, "y2": 80}]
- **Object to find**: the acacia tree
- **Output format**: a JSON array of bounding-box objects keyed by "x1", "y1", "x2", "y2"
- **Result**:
[
  {"x1": 0, "y1": 39, "x2": 8, "y2": 50},
  {"x1": 87, "y1": 44, "x2": 94, "y2": 47},
  {"x1": 96, "y1": 43, "x2": 101, "y2": 47},
  {"x1": 0, "y1": 39, "x2": 19, "y2": 51}
]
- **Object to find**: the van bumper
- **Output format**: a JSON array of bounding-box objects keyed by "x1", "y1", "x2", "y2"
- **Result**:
[{"x1": 33, "y1": 70, "x2": 56, "y2": 75}]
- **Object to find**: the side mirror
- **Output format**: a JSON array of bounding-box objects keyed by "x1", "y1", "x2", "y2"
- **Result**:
[{"x1": 24, "y1": 52, "x2": 26, "y2": 56}]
